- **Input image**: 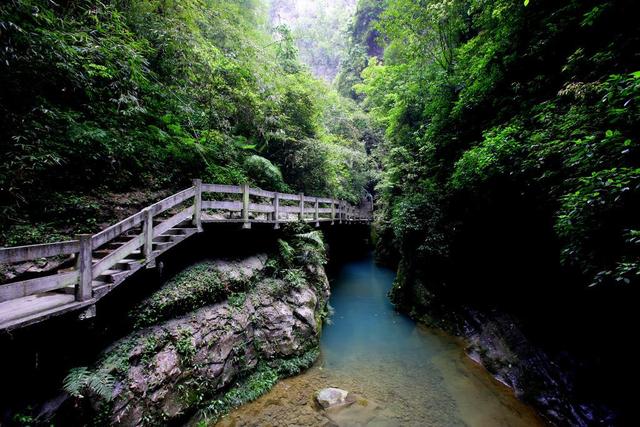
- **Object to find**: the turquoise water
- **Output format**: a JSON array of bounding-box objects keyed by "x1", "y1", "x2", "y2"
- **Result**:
[{"x1": 217, "y1": 253, "x2": 543, "y2": 426}]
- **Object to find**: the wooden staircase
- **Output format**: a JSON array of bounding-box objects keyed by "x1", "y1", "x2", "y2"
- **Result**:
[{"x1": 0, "y1": 180, "x2": 372, "y2": 331}]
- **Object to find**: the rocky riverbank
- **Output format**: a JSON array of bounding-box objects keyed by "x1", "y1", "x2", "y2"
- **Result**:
[{"x1": 390, "y1": 281, "x2": 616, "y2": 426}]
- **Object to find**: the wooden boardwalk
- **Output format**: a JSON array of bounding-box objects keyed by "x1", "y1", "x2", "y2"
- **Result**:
[{"x1": 0, "y1": 181, "x2": 372, "y2": 331}]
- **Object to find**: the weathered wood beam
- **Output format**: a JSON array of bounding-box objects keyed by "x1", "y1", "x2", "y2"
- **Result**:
[
  {"x1": 273, "y1": 192, "x2": 280, "y2": 229},
  {"x1": 76, "y1": 234, "x2": 93, "y2": 301},
  {"x1": 192, "y1": 179, "x2": 202, "y2": 232},
  {"x1": 143, "y1": 207, "x2": 153, "y2": 262},
  {"x1": 0, "y1": 240, "x2": 79, "y2": 264},
  {"x1": 149, "y1": 186, "x2": 196, "y2": 216},
  {"x1": 0, "y1": 271, "x2": 79, "y2": 303},
  {"x1": 201, "y1": 183, "x2": 242, "y2": 194},
  {"x1": 202, "y1": 200, "x2": 242, "y2": 211},
  {"x1": 242, "y1": 184, "x2": 251, "y2": 229},
  {"x1": 299, "y1": 193, "x2": 305, "y2": 221}
]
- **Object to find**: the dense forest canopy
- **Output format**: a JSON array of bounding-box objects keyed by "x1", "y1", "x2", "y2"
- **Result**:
[
  {"x1": 0, "y1": 0, "x2": 374, "y2": 246},
  {"x1": 347, "y1": 0, "x2": 640, "y2": 294}
]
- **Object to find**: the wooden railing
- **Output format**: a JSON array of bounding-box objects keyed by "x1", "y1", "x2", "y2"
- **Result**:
[{"x1": 0, "y1": 181, "x2": 372, "y2": 309}]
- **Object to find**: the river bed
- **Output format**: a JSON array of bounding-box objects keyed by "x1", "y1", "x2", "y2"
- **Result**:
[{"x1": 215, "y1": 253, "x2": 544, "y2": 426}]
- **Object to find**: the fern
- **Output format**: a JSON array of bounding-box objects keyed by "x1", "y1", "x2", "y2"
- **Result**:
[
  {"x1": 295, "y1": 231, "x2": 324, "y2": 249},
  {"x1": 278, "y1": 239, "x2": 295, "y2": 266},
  {"x1": 63, "y1": 367, "x2": 116, "y2": 401}
]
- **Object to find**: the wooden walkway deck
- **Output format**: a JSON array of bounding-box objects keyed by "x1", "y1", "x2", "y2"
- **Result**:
[{"x1": 0, "y1": 181, "x2": 372, "y2": 331}]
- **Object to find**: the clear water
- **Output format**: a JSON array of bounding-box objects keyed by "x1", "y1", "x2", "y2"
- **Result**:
[{"x1": 216, "y1": 253, "x2": 544, "y2": 426}]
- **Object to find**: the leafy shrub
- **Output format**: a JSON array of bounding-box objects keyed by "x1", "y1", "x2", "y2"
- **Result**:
[{"x1": 243, "y1": 155, "x2": 289, "y2": 192}]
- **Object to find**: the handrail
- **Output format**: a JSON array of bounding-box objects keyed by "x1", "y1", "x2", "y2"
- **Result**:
[{"x1": 0, "y1": 180, "x2": 373, "y2": 313}]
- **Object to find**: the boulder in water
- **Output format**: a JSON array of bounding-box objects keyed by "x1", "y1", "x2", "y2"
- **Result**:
[{"x1": 316, "y1": 387, "x2": 355, "y2": 409}]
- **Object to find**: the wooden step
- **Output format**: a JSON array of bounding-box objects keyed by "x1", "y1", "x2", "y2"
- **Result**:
[
  {"x1": 96, "y1": 269, "x2": 126, "y2": 283},
  {"x1": 152, "y1": 241, "x2": 172, "y2": 250},
  {"x1": 92, "y1": 249, "x2": 112, "y2": 257},
  {"x1": 153, "y1": 235, "x2": 176, "y2": 243},
  {"x1": 164, "y1": 228, "x2": 188, "y2": 235},
  {"x1": 105, "y1": 241, "x2": 127, "y2": 250},
  {"x1": 115, "y1": 259, "x2": 141, "y2": 270},
  {"x1": 127, "y1": 250, "x2": 145, "y2": 260}
]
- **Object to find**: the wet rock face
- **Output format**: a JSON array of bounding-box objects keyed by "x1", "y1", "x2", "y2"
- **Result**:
[
  {"x1": 100, "y1": 266, "x2": 330, "y2": 425},
  {"x1": 463, "y1": 310, "x2": 616, "y2": 427}
]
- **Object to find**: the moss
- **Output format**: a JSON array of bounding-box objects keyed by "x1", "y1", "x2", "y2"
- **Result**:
[
  {"x1": 175, "y1": 328, "x2": 196, "y2": 364},
  {"x1": 198, "y1": 346, "x2": 320, "y2": 424},
  {"x1": 131, "y1": 262, "x2": 256, "y2": 328},
  {"x1": 228, "y1": 292, "x2": 247, "y2": 308}
]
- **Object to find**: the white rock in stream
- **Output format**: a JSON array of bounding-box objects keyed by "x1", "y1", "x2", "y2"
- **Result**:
[{"x1": 316, "y1": 387, "x2": 356, "y2": 409}]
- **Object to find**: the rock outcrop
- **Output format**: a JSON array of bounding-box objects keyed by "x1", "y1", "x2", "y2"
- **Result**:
[{"x1": 65, "y1": 246, "x2": 330, "y2": 426}]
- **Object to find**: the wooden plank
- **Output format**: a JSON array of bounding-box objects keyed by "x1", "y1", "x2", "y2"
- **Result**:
[
  {"x1": 280, "y1": 206, "x2": 300, "y2": 213},
  {"x1": 192, "y1": 179, "x2": 202, "y2": 231},
  {"x1": 92, "y1": 234, "x2": 144, "y2": 278},
  {"x1": 0, "y1": 271, "x2": 79, "y2": 303},
  {"x1": 150, "y1": 186, "x2": 196, "y2": 216},
  {"x1": 0, "y1": 295, "x2": 94, "y2": 331},
  {"x1": 76, "y1": 234, "x2": 93, "y2": 301},
  {"x1": 248, "y1": 188, "x2": 275, "y2": 199},
  {"x1": 202, "y1": 200, "x2": 243, "y2": 211},
  {"x1": 316, "y1": 197, "x2": 334, "y2": 204},
  {"x1": 0, "y1": 240, "x2": 79, "y2": 264},
  {"x1": 277, "y1": 193, "x2": 300, "y2": 201},
  {"x1": 201, "y1": 183, "x2": 242, "y2": 194},
  {"x1": 153, "y1": 208, "x2": 192, "y2": 238},
  {"x1": 318, "y1": 207, "x2": 332, "y2": 214},
  {"x1": 249, "y1": 203, "x2": 275, "y2": 213},
  {"x1": 92, "y1": 211, "x2": 144, "y2": 248},
  {"x1": 273, "y1": 193, "x2": 280, "y2": 229},
  {"x1": 143, "y1": 208, "x2": 153, "y2": 261},
  {"x1": 242, "y1": 184, "x2": 251, "y2": 229}
]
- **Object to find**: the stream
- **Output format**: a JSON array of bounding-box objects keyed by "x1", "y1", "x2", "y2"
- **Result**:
[{"x1": 216, "y1": 253, "x2": 544, "y2": 426}]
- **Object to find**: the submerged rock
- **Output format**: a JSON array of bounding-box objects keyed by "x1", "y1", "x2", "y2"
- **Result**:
[{"x1": 316, "y1": 387, "x2": 356, "y2": 409}]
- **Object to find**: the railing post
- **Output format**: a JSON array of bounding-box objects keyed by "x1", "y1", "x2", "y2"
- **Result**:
[
  {"x1": 314, "y1": 197, "x2": 320, "y2": 227},
  {"x1": 331, "y1": 199, "x2": 336, "y2": 225},
  {"x1": 192, "y1": 178, "x2": 202, "y2": 232},
  {"x1": 299, "y1": 193, "x2": 305, "y2": 222},
  {"x1": 273, "y1": 192, "x2": 280, "y2": 229},
  {"x1": 76, "y1": 234, "x2": 93, "y2": 302},
  {"x1": 143, "y1": 207, "x2": 154, "y2": 262},
  {"x1": 242, "y1": 184, "x2": 251, "y2": 229}
]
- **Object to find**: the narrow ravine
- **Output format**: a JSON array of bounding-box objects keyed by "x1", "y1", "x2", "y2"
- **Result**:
[{"x1": 216, "y1": 253, "x2": 544, "y2": 426}]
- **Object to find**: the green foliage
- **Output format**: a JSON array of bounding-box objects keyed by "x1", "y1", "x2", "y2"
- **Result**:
[
  {"x1": 277, "y1": 239, "x2": 296, "y2": 268},
  {"x1": 357, "y1": 0, "x2": 640, "y2": 296},
  {"x1": 0, "y1": 0, "x2": 371, "y2": 245},
  {"x1": 63, "y1": 367, "x2": 116, "y2": 401},
  {"x1": 176, "y1": 328, "x2": 196, "y2": 362},
  {"x1": 281, "y1": 269, "x2": 306, "y2": 290},
  {"x1": 228, "y1": 292, "x2": 247, "y2": 308},
  {"x1": 450, "y1": 124, "x2": 524, "y2": 190},
  {"x1": 243, "y1": 155, "x2": 289, "y2": 192}
]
